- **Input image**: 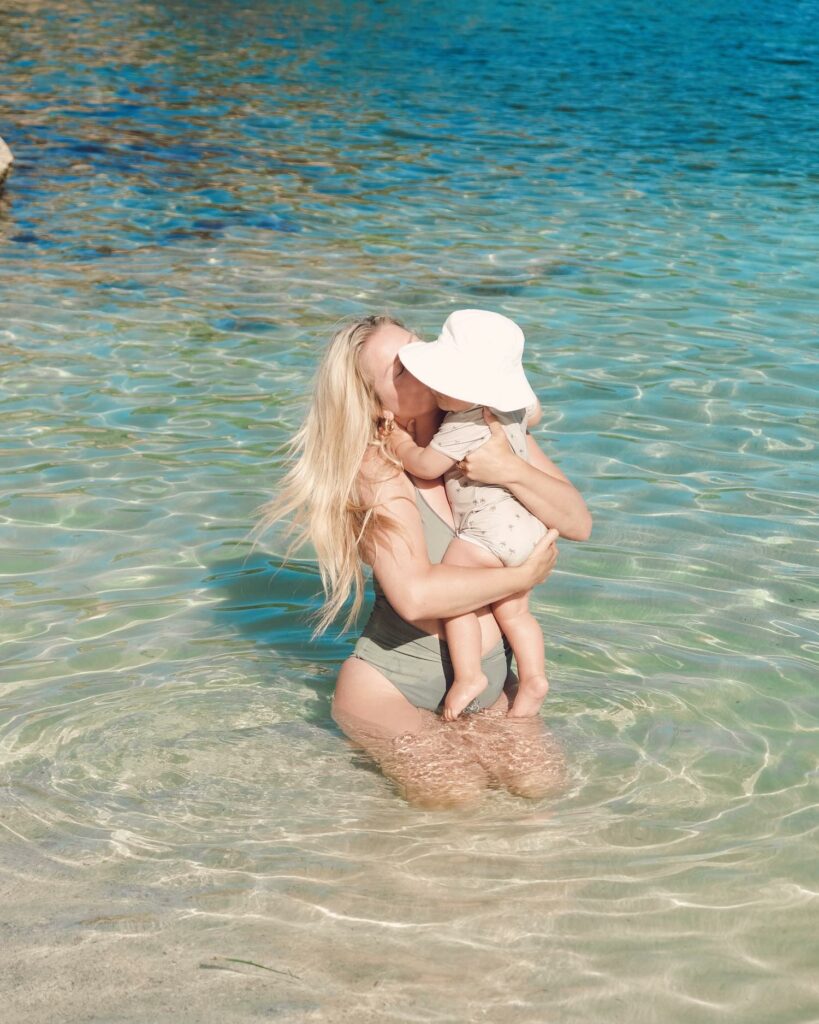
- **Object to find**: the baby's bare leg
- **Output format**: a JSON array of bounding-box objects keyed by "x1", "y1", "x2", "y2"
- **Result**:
[
  {"x1": 491, "y1": 589, "x2": 550, "y2": 717},
  {"x1": 440, "y1": 537, "x2": 502, "y2": 721}
]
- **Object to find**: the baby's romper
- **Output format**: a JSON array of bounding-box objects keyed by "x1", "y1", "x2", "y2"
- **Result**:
[{"x1": 428, "y1": 405, "x2": 548, "y2": 567}]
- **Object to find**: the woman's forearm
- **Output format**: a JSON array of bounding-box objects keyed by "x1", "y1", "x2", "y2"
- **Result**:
[
  {"x1": 401, "y1": 562, "x2": 531, "y2": 621},
  {"x1": 506, "y1": 458, "x2": 591, "y2": 540}
]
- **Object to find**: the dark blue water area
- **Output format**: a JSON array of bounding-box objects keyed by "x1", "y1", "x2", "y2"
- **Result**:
[{"x1": 1, "y1": 0, "x2": 817, "y2": 267}]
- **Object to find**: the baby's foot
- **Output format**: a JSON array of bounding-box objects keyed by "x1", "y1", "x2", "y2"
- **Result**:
[
  {"x1": 508, "y1": 675, "x2": 550, "y2": 718},
  {"x1": 443, "y1": 673, "x2": 488, "y2": 721}
]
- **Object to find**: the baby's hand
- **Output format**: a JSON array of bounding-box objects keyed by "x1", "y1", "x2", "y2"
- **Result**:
[
  {"x1": 390, "y1": 422, "x2": 415, "y2": 455},
  {"x1": 379, "y1": 411, "x2": 416, "y2": 458}
]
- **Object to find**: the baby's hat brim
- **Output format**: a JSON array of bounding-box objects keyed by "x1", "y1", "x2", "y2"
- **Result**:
[{"x1": 398, "y1": 308, "x2": 537, "y2": 412}]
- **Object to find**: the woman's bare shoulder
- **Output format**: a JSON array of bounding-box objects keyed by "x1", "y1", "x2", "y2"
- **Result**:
[
  {"x1": 358, "y1": 446, "x2": 413, "y2": 503},
  {"x1": 357, "y1": 448, "x2": 423, "y2": 567}
]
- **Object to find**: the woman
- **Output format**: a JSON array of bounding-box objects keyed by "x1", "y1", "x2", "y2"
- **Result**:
[{"x1": 249, "y1": 314, "x2": 592, "y2": 808}]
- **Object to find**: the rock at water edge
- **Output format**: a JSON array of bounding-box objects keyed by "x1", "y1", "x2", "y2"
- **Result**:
[{"x1": 0, "y1": 136, "x2": 14, "y2": 187}]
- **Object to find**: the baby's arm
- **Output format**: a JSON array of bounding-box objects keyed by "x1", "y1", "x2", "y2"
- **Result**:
[{"x1": 389, "y1": 420, "x2": 456, "y2": 479}]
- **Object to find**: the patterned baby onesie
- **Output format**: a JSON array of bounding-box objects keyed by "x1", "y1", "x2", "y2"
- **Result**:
[{"x1": 428, "y1": 404, "x2": 547, "y2": 567}]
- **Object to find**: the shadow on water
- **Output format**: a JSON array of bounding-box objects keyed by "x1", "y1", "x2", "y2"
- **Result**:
[
  {"x1": 205, "y1": 550, "x2": 396, "y2": 785},
  {"x1": 202, "y1": 549, "x2": 369, "y2": 732}
]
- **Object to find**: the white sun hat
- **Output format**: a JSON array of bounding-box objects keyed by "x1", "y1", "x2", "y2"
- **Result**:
[{"x1": 398, "y1": 308, "x2": 537, "y2": 413}]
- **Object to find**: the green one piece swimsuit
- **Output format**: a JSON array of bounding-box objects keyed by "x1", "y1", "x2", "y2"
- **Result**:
[{"x1": 352, "y1": 482, "x2": 512, "y2": 713}]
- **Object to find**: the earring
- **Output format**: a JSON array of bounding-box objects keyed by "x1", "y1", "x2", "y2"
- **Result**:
[{"x1": 376, "y1": 410, "x2": 395, "y2": 439}]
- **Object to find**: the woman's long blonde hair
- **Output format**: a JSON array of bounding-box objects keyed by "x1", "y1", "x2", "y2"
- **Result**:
[{"x1": 245, "y1": 314, "x2": 408, "y2": 636}]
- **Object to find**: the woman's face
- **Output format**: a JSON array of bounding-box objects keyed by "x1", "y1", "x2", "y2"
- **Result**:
[{"x1": 359, "y1": 323, "x2": 439, "y2": 422}]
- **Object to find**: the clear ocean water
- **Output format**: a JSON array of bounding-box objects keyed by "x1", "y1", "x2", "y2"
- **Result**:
[{"x1": 1, "y1": 1, "x2": 817, "y2": 1021}]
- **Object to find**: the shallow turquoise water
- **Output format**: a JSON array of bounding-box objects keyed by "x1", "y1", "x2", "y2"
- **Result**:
[{"x1": 1, "y1": 1, "x2": 817, "y2": 1021}]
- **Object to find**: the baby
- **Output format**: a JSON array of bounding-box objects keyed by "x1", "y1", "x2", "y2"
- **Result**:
[{"x1": 386, "y1": 308, "x2": 556, "y2": 720}]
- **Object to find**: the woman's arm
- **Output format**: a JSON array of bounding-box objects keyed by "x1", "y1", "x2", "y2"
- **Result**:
[
  {"x1": 359, "y1": 454, "x2": 558, "y2": 623},
  {"x1": 459, "y1": 410, "x2": 592, "y2": 541},
  {"x1": 509, "y1": 434, "x2": 592, "y2": 540},
  {"x1": 526, "y1": 398, "x2": 543, "y2": 428}
]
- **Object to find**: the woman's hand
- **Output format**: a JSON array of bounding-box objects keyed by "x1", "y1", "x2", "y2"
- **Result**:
[
  {"x1": 523, "y1": 528, "x2": 560, "y2": 587},
  {"x1": 458, "y1": 408, "x2": 520, "y2": 484}
]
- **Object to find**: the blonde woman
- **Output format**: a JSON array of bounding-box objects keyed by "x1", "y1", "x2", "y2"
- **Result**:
[{"x1": 248, "y1": 314, "x2": 592, "y2": 808}]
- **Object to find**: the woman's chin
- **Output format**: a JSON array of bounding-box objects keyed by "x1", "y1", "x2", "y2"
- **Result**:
[{"x1": 414, "y1": 398, "x2": 444, "y2": 418}]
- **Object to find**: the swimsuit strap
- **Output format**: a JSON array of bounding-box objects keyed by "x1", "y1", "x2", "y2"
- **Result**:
[{"x1": 410, "y1": 480, "x2": 455, "y2": 564}]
